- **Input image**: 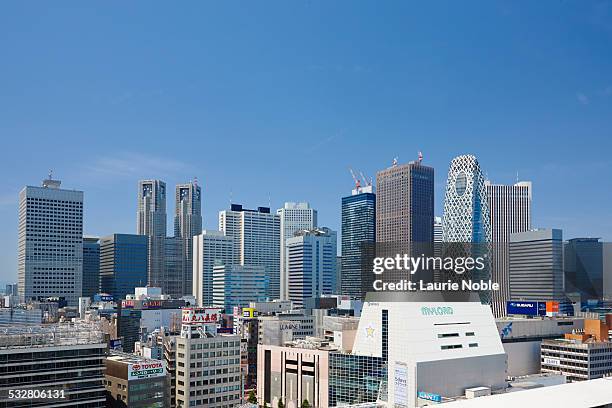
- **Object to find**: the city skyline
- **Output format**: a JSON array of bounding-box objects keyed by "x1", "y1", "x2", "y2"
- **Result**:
[{"x1": 2, "y1": 1, "x2": 612, "y2": 282}]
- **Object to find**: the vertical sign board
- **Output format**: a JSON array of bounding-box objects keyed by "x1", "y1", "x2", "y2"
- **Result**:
[{"x1": 394, "y1": 362, "x2": 408, "y2": 408}]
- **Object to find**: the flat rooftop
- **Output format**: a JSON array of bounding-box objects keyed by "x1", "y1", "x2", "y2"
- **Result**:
[
  {"x1": 442, "y1": 377, "x2": 612, "y2": 407},
  {"x1": 0, "y1": 322, "x2": 104, "y2": 349}
]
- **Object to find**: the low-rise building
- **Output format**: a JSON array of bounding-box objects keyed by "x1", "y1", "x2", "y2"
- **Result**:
[{"x1": 104, "y1": 352, "x2": 168, "y2": 407}]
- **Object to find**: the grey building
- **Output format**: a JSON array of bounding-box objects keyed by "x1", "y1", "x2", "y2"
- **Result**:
[
  {"x1": 100, "y1": 234, "x2": 148, "y2": 301},
  {"x1": 193, "y1": 230, "x2": 235, "y2": 307},
  {"x1": 486, "y1": 180, "x2": 532, "y2": 317},
  {"x1": 18, "y1": 176, "x2": 83, "y2": 306},
  {"x1": 83, "y1": 236, "x2": 101, "y2": 299},
  {"x1": 174, "y1": 181, "x2": 202, "y2": 296},
  {"x1": 137, "y1": 180, "x2": 166, "y2": 291},
  {"x1": 164, "y1": 236, "x2": 185, "y2": 298},
  {"x1": 212, "y1": 264, "x2": 268, "y2": 312},
  {"x1": 0, "y1": 322, "x2": 107, "y2": 407},
  {"x1": 509, "y1": 229, "x2": 565, "y2": 302}
]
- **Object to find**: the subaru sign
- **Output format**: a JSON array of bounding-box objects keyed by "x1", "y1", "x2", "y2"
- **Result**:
[{"x1": 506, "y1": 301, "x2": 546, "y2": 316}]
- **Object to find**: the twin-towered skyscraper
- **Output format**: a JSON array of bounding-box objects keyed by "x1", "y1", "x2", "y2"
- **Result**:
[{"x1": 137, "y1": 179, "x2": 201, "y2": 297}]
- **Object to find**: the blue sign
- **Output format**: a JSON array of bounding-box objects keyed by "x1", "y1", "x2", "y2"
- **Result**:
[
  {"x1": 506, "y1": 301, "x2": 546, "y2": 316},
  {"x1": 418, "y1": 391, "x2": 442, "y2": 402},
  {"x1": 110, "y1": 339, "x2": 122, "y2": 350}
]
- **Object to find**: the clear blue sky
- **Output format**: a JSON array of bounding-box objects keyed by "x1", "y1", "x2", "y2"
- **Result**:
[{"x1": 1, "y1": 1, "x2": 611, "y2": 283}]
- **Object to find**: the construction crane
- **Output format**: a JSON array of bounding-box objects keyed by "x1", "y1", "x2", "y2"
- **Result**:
[
  {"x1": 349, "y1": 167, "x2": 361, "y2": 191},
  {"x1": 359, "y1": 171, "x2": 372, "y2": 187}
]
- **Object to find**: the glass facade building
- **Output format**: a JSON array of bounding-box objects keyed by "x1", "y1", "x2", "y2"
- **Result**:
[
  {"x1": 328, "y1": 353, "x2": 387, "y2": 407},
  {"x1": 100, "y1": 234, "x2": 148, "y2": 301},
  {"x1": 341, "y1": 191, "x2": 375, "y2": 298},
  {"x1": 82, "y1": 236, "x2": 100, "y2": 299}
]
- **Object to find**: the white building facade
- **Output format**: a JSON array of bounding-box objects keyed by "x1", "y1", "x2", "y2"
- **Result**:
[{"x1": 193, "y1": 230, "x2": 235, "y2": 307}]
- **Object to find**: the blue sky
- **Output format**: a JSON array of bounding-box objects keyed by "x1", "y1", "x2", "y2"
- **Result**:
[{"x1": 1, "y1": 1, "x2": 612, "y2": 283}]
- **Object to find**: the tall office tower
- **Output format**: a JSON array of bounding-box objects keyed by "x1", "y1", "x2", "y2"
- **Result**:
[
  {"x1": 164, "y1": 236, "x2": 184, "y2": 298},
  {"x1": 99, "y1": 234, "x2": 148, "y2": 301},
  {"x1": 509, "y1": 229, "x2": 565, "y2": 302},
  {"x1": 219, "y1": 204, "x2": 280, "y2": 299},
  {"x1": 277, "y1": 202, "x2": 317, "y2": 300},
  {"x1": 486, "y1": 180, "x2": 532, "y2": 316},
  {"x1": 175, "y1": 308, "x2": 242, "y2": 408},
  {"x1": 286, "y1": 228, "x2": 337, "y2": 308},
  {"x1": 442, "y1": 155, "x2": 492, "y2": 303},
  {"x1": 341, "y1": 186, "x2": 375, "y2": 298},
  {"x1": 137, "y1": 180, "x2": 166, "y2": 290},
  {"x1": 193, "y1": 230, "x2": 235, "y2": 306},
  {"x1": 82, "y1": 236, "x2": 100, "y2": 299},
  {"x1": 174, "y1": 181, "x2": 202, "y2": 296},
  {"x1": 376, "y1": 158, "x2": 434, "y2": 255},
  {"x1": 564, "y1": 238, "x2": 606, "y2": 302},
  {"x1": 0, "y1": 322, "x2": 107, "y2": 407},
  {"x1": 18, "y1": 176, "x2": 83, "y2": 306}
]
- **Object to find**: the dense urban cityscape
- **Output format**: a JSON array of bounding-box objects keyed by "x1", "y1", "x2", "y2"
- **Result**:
[{"x1": 1, "y1": 152, "x2": 611, "y2": 407}]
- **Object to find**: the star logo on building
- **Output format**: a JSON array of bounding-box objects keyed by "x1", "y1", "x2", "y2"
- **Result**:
[{"x1": 366, "y1": 325, "x2": 375, "y2": 338}]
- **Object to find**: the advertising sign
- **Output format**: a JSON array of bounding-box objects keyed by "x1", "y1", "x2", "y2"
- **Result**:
[
  {"x1": 181, "y1": 308, "x2": 221, "y2": 325},
  {"x1": 506, "y1": 301, "x2": 538, "y2": 316},
  {"x1": 543, "y1": 357, "x2": 561, "y2": 366},
  {"x1": 394, "y1": 362, "x2": 408, "y2": 408},
  {"x1": 127, "y1": 361, "x2": 166, "y2": 380}
]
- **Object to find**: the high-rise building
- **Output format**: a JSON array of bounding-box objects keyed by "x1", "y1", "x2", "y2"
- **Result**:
[
  {"x1": 137, "y1": 180, "x2": 167, "y2": 290},
  {"x1": 442, "y1": 155, "x2": 491, "y2": 243},
  {"x1": 82, "y1": 236, "x2": 100, "y2": 299},
  {"x1": 174, "y1": 308, "x2": 242, "y2": 408},
  {"x1": 286, "y1": 228, "x2": 337, "y2": 308},
  {"x1": 219, "y1": 204, "x2": 280, "y2": 299},
  {"x1": 376, "y1": 159, "x2": 434, "y2": 254},
  {"x1": 212, "y1": 264, "x2": 268, "y2": 312},
  {"x1": 18, "y1": 176, "x2": 83, "y2": 306},
  {"x1": 341, "y1": 187, "x2": 375, "y2": 298},
  {"x1": 564, "y1": 238, "x2": 606, "y2": 303},
  {"x1": 164, "y1": 236, "x2": 185, "y2": 298},
  {"x1": 442, "y1": 154, "x2": 492, "y2": 303},
  {"x1": 174, "y1": 181, "x2": 202, "y2": 296},
  {"x1": 99, "y1": 234, "x2": 148, "y2": 301},
  {"x1": 277, "y1": 202, "x2": 317, "y2": 300},
  {"x1": 193, "y1": 230, "x2": 235, "y2": 307},
  {"x1": 509, "y1": 229, "x2": 565, "y2": 302},
  {"x1": 0, "y1": 322, "x2": 107, "y2": 407},
  {"x1": 486, "y1": 180, "x2": 532, "y2": 316}
]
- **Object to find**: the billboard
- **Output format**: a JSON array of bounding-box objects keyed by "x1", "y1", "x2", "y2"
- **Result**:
[
  {"x1": 181, "y1": 308, "x2": 221, "y2": 325},
  {"x1": 394, "y1": 362, "x2": 408, "y2": 408},
  {"x1": 417, "y1": 391, "x2": 442, "y2": 403},
  {"x1": 506, "y1": 301, "x2": 550, "y2": 316},
  {"x1": 127, "y1": 361, "x2": 166, "y2": 380}
]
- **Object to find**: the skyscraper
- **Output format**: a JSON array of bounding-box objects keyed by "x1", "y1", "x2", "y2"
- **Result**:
[
  {"x1": 509, "y1": 229, "x2": 565, "y2": 302},
  {"x1": 376, "y1": 158, "x2": 434, "y2": 254},
  {"x1": 174, "y1": 181, "x2": 202, "y2": 296},
  {"x1": 212, "y1": 264, "x2": 268, "y2": 312},
  {"x1": 341, "y1": 186, "x2": 375, "y2": 298},
  {"x1": 137, "y1": 180, "x2": 166, "y2": 290},
  {"x1": 18, "y1": 176, "x2": 83, "y2": 306},
  {"x1": 193, "y1": 230, "x2": 235, "y2": 306},
  {"x1": 486, "y1": 180, "x2": 532, "y2": 316},
  {"x1": 286, "y1": 227, "x2": 337, "y2": 308},
  {"x1": 219, "y1": 204, "x2": 280, "y2": 299},
  {"x1": 277, "y1": 202, "x2": 317, "y2": 300},
  {"x1": 82, "y1": 236, "x2": 100, "y2": 299},
  {"x1": 99, "y1": 234, "x2": 148, "y2": 301},
  {"x1": 442, "y1": 154, "x2": 491, "y2": 303},
  {"x1": 564, "y1": 238, "x2": 605, "y2": 303}
]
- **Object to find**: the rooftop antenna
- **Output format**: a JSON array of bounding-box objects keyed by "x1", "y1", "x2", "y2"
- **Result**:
[
  {"x1": 516, "y1": 171, "x2": 519, "y2": 183},
  {"x1": 392, "y1": 157, "x2": 398, "y2": 167},
  {"x1": 229, "y1": 189, "x2": 233, "y2": 205},
  {"x1": 48, "y1": 169, "x2": 53, "y2": 180},
  {"x1": 193, "y1": 176, "x2": 198, "y2": 187},
  {"x1": 418, "y1": 151, "x2": 423, "y2": 164}
]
